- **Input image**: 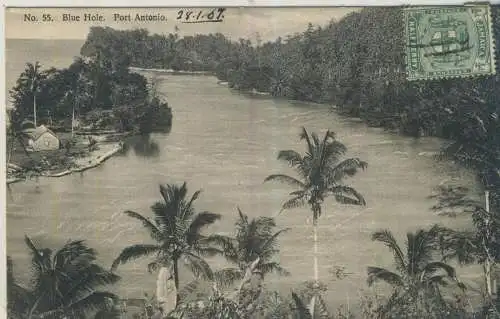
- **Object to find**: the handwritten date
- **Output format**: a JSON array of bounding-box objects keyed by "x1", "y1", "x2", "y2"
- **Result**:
[{"x1": 177, "y1": 8, "x2": 226, "y2": 23}]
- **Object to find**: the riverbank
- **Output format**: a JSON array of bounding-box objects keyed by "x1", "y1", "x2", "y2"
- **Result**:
[
  {"x1": 129, "y1": 66, "x2": 213, "y2": 76},
  {"x1": 131, "y1": 67, "x2": 274, "y2": 99},
  {"x1": 6, "y1": 133, "x2": 126, "y2": 185}
]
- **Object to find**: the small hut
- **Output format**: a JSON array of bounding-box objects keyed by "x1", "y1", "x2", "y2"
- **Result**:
[{"x1": 23, "y1": 125, "x2": 60, "y2": 151}]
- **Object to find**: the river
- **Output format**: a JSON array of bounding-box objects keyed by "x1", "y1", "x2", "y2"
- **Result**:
[{"x1": 6, "y1": 73, "x2": 479, "y2": 309}]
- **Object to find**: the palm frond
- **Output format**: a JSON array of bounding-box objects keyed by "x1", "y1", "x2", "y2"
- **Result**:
[
  {"x1": 429, "y1": 185, "x2": 478, "y2": 216},
  {"x1": 111, "y1": 244, "x2": 161, "y2": 271},
  {"x1": 311, "y1": 132, "x2": 321, "y2": 148},
  {"x1": 24, "y1": 235, "x2": 43, "y2": 260},
  {"x1": 151, "y1": 202, "x2": 175, "y2": 231},
  {"x1": 259, "y1": 228, "x2": 290, "y2": 254},
  {"x1": 204, "y1": 234, "x2": 238, "y2": 262},
  {"x1": 123, "y1": 210, "x2": 163, "y2": 241},
  {"x1": 371, "y1": 230, "x2": 407, "y2": 272},
  {"x1": 53, "y1": 243, "x2": 92, "y2": 274},
  {"x1": 182, "y1": 253, "x2": 214, "y2": 281},
  {"x1": 407, "y1": 226, "x2": 442, "y2": 275},
  {"x1": 158, "y1": 183, "x2": 188, "y2": 215},
  {"x1": 7, "y1": 256, "x2": 32, "y2": 314},
  {"x1": 214, "y1": 268, "x2": 244, "y2": 288},
  {"x1": 291, "y1": 292, "x2": 312, "y2": 319},
  {"x1": 65, "y1": 291, "x2": 118, "y2": 319},
  {"x1": 329, "y1": 185, "x2": 366, "y2": 206},
  {"x1": 310, "y1": 294, "x2": 331, "y2": 319},
  {"x1": 236, "y1": 206, "x2": 248, "y2": 225},
  {"x1": 187, "y1": 212, "x2": 221, "y2": 244},
  {"x1": 426, "y1": 275, "x2": 448, "y2": 287},
  {"x1": 282, "y1": 196, "x2": 306, "y2": 210},
  {"x1": 258, "y1": 262, "x2": 290, "y2": 277},
  {"x1": 439, "y1": 229, "x2": 478, "y2": 264},
  {"x1": 178, "y1": 279, "x2": 203, "y2": 300},
  {"x1": 264, "y1": 174, "x2": 306, "y2": 188},
  {"x1": 299, "y1": 127, "x2": 314, "y2": 156},
  {"x1": 366, "y1": 266, "x2": 404, "y2": 287},
  {"x1": 192, "y1": 242, "x2": 225, "y2": 258},
  {"x1": 24, "y1": 235, "x2": 48, "y2": 278},
  {"x1": 330, "y1": 158, "x2": 368, "y2": 182},
  {"x1": 277, "y1": 150, "x2": 303, "y2": 166},
  {"x1": 422, "y1": 262, "x2": 458, "y2": 281},
  {"x1": 186, "y1": 189, "x2": 202, "y2": 210},
  {"x1": 65, "y1": 264, "x2": 120, "y2": 301},
  {"x1": 319, "y1": 135, "x2": 348, "y2": 168},
  {"x1": 290, "y1": 190, "x2": 306, "y2": 196}
]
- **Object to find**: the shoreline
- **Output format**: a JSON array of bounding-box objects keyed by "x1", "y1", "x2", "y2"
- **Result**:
[
  {"x1": 129, "y1": 66, "x2": 213, "y2": 76},
  {"x1": 6, "y1": 141, "x2": 124, "y2": 185}
]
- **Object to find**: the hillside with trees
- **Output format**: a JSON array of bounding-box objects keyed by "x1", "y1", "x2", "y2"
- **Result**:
[{"x1": 9, "y1": 40, "x2": 173, "y2": 135}]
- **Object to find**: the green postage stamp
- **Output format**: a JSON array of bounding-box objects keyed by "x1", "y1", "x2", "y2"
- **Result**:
[{"x1": 404, "y1": 5, "x2": 496, "y2": 81}]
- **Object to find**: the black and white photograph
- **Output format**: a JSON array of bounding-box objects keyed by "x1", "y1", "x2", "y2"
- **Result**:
[{"x1": 3, "y1": 5, "x2": 500, "y2": 318}]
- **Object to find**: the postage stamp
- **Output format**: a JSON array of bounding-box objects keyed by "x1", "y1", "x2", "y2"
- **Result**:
[{"x1": 404, "y1": 5, "x2": 496, "y2": 80}]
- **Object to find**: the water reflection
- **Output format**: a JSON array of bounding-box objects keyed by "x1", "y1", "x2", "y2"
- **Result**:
[{"x1": 121, "y1": 134, "x2": 161, "y2": 158}]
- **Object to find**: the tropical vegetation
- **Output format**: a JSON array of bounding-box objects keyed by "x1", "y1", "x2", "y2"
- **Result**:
[
  {"x1": 7, "y1": 128, "x2": 500, "y2": 318},
  {"x1": 214, "y1": 208, "x2": 290, "y2": 281},
  {"x1": 366, "y1": 226, "x2": 466, "y2": 318},
  {"x1": 7, "y1": 237, "x2": 120, "y2": 319},
  {"x1": 9, "y1": 52, "x2": 172, "y2": 136},
  {"x1": 265, "y1": 127, "x2": 367, "y2": 284},
  {"x1": 111, "y1": 182, "x2": 222, "y2": 306}
]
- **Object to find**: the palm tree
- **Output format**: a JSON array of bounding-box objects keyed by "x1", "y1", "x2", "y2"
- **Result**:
[
  {"x1": 264, "y1": 127, "x2": 367, "y2": 283},
  {"x1": 67, "y1": 63, "x2": 93, "y2": 138},
  {"x1": 7, "y1": 256, "x2": 31, "y2": 319},
  {"x1": 214, "y1": 208, "x2": 290, "y2": 286},
  {"x1": 170, "y1": 257, "x2": 265, "y2": 319},
  {"x1": 7, "y1": 108, "x2": 33, "y2": 165},
  {"x1": 20, "y1": 61, "x2": 43, "y2": 127},
  {"x1": 431, "y1": 186, "x2": 500, "y2": 301},
  {"x1": 367, "y1": 226, "x2": 464, "y2": 316},
  {"x1": 15, "y1": 235, "x2": 120, "y2": 319},
  {"x1": 111, "y1": 182, "x2": 222, "y2": 306},
  {"x1": 289, "y1": 291, "x2": 331, "y2": 319},
  {"x1": 431, "y1": 185, "x2": 500, "y2": 300}
]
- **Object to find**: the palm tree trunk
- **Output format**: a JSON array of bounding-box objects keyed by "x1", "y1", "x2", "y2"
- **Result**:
[
  {"x1": 313, "y1": 218, "x2": 319, "y2": 283},
  {"x1": 157, "y1": 266, "x2": 176, "y2": 314},
  {"x1": 33, "y1": 94, "x2": 37, "y2": 127},
  {"x1": 484, "y1": 261, "x2": 493, "y2": 298},
  {"x1": 173, "y1": 258, "x2": 180, "y2": 306},
  {"x1": 7, "y1": 133, "x2": 16, "y2": 164},
  {"x1": 484, "y1": 190, "x2": 493, "y2": 298}
]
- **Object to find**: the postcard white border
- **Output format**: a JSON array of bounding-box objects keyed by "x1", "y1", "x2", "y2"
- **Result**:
[{"x1": 1, "y1": 0, "x2": 499, "y2": 317}]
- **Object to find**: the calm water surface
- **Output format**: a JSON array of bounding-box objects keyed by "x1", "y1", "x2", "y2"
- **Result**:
[{"x1": 7, "y1": 74, "x2": 479, "y2": 308}]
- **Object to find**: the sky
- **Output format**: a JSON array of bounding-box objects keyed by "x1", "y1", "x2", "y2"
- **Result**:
[{"x1": 5, "y1": 7, "x2": 359, "y2": 41}]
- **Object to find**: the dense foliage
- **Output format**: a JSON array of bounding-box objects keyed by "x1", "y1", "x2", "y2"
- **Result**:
[
  {"x1": 111, "y1": 183, "x2": 223, "y2": 305},
  {"x1": 9, "y1": 45, "x2": 172, "y2": 134},
  {"x1": 7, "y1": 237, "x2": 119, "y2": 319},
  {"x1": 77, "y1": 7, "x2": 499, "y2": 139}
]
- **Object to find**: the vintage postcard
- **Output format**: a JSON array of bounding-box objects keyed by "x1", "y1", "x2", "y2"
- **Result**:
[{"x1": 4, "y1": 5, "x2": 500, "y2": 319}]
